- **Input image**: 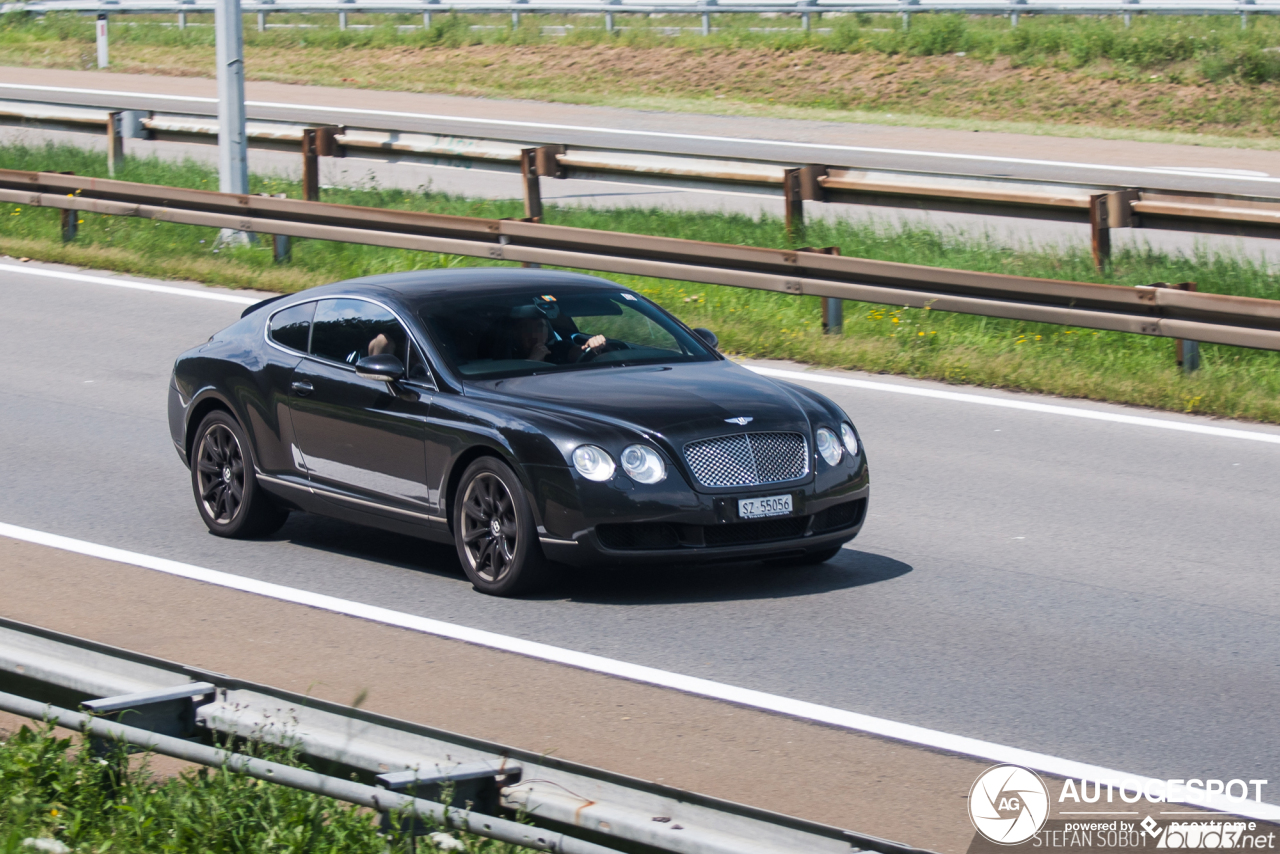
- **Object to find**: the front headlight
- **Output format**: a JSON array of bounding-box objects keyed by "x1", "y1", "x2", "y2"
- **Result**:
[
  {"x1": 840, "y1": 422, "x2": 859, "y2": 457},
  {"x1": 621, "y1": 444, "x2": 666, "y2": 484},
  {"x1": 572, "y1": 445, "x2": 616, "y2": 482},
  {"x1": 815, "y1": 427, "x2": 842, "y2": 466}
]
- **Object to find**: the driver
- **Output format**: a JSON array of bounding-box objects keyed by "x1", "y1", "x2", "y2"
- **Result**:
[{"x1": 515, "y1": 315, "x2": 605, "y2": 363}]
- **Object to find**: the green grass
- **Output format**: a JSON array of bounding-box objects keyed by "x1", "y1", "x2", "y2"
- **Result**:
[
  {"x1": 7, "y1": 10, "x2": 1280, "y2": 81},
  {"x1": 4, "y1": 141, "x2": 1280, "y2": 423},
  {"x1": 0, "y1": 721, "x2": 530, "y2": 854}
]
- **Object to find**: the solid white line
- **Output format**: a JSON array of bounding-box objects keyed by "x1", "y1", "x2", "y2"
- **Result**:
[
  {"x1": 3, "y1": 82, "x2": 1278, "y2": 187},
  {"x1": 0, "y1": 519, "x2": 1275, "y2": 821},
  {"x1": 13, "y1": 262, "x2": 1280, "y2": 444},
  {"x1": 0, "y1": 262, "x2": 261, "y2": 305},
  {"x1": 751, "y1": 366, "x2": 1280, "y2": 445}
]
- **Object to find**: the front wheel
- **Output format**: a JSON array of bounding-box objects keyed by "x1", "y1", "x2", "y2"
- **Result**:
[
  {"x1": 190, "y1": 410, "x2": 288, "y2": 539},
  {"x1": 453, "y1": 457, "x2": 550, "y2": 596}
]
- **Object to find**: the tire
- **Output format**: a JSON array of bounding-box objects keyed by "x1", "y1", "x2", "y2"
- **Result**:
[
  {"x1": 769, "y1": 545, "x2": 843, "y2": 567},
  {"x1": 452, "y1": 456, "x2": 550, "y2": 596},
  {"x1": 190, "y1": 410, "x2": 289, "y2": 539}
]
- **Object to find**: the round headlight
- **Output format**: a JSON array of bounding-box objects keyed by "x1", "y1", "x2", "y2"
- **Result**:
[
  {"x1": 840, "y1": 423, "x2": 859, "y2": 458},
  {"x1": 815, "y1": 427, "x2": 842, "y2": 467},
  {"x1": 572, "y1": 445, "x2": 615, "y2": 482},
  {"x1": 620, "y1": 444, "x2": 666, "y2": 484}
]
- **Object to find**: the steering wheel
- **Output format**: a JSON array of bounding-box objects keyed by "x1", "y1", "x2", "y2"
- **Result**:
[{"x1": 577, "y1": 338, "x2": 629, "y2": 362}]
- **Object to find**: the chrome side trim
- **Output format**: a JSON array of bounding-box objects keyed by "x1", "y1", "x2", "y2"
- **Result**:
[
  {"x1": 538, "y1": 537, "x2": 578, "y2": 546},
  {"x1": 257, "y1": 473, "x2": 313, "y2": 495},
  {"x1": 309, "y1": 481, "x2": 445, "y2": 524}
]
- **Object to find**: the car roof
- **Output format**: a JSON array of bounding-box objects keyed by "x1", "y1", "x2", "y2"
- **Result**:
[
  {"x1": 332, "y1": 268, "x2": 622, "y2": 299},
  {"x1": 241, "y1": 268, "x2": 627, "y2": 319}
]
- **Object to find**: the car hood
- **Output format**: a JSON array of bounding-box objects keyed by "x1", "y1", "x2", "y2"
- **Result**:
[{"x1": 469, "y1": 360, "x2": 812, "y2": 441}]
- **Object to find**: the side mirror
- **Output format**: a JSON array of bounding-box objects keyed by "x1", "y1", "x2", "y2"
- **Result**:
[
  {"x1": 355, "y1": 354, "x2": 405, "y2": 382},
  {"x1": 693, "y1": 328, "x2": 718, "y2": 349}
]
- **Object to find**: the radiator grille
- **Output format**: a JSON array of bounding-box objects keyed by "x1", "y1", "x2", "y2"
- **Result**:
[{"x1": 683, "y1": 432, "x2": 808, "y2": 488}]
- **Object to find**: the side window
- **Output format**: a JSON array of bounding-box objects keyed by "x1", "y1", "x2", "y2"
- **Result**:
[
  {"x1": 310, "y1": 299, "x2": 408, "y2": 366},
  {"x1": 267, "y1": 301, "x2": 316, "y2": 353},
  {"x1": 404, "y1": 341, "x2": 434, "y2": 385}
]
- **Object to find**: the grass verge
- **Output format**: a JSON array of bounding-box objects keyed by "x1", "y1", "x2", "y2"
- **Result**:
[
  {"x1": 3, "y1": 141, "x2": 1280, "y2": 424},
  {"x1": 3, "y1": 12, "x2": 1280, "y2": 139},
  {"x1": 0, "y1": 721, "x2": 529, "y2": 853}
]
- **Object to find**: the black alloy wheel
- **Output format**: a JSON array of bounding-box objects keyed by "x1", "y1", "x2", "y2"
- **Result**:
[
  {"x1": 191, "y1": 410, "x2": 288, "y2": 539},
  {"x1": 453, "y1": 457, "x2": 549, "y2": 596}
]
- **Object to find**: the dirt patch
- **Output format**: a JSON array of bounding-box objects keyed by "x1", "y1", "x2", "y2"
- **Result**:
[{"x1": 3, "y1": 41, "x2": 1276, "y2": 136}]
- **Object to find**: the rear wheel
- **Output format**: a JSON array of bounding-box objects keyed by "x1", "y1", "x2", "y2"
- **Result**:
[
  {"x1": 453, "y1": 457, "x2": 549, "y2": 596},
  {"x1": 191, "y1": 410, "x2": 288, "y2": 539}
]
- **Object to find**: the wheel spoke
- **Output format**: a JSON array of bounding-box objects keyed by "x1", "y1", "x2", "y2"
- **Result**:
[{"x1": 462, "y1": 527, "x2": 488, "y2": 544}]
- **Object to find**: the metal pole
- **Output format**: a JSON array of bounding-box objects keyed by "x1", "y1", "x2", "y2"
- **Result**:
[
  {"x1": 423, "y1": 10, "x2": 431, "y2": 27},
  {"x1": 702, "y1": 11, "x2": 710, "y2": 35},
  {"x1": 106, "y1": 111, "x2": 124, "y2": 177},
  {"x1": 339, "y1": 10, "x2": 348, "y2": 29},
  {"x1": 60, "y1": 209, "x2": 78, "y2": 243},
  {"x1": 215, "y1": 0, "x2": 251, "y2": 244},
  {"x1": 96, "y1": 13, "x2": 108, "y2": 68},
  {"x1": 520, "y1": 148, "x2": 543, "y2": 222},
  {"x1": 822, "y1": 298, "x2": 843, "y2": 335},
  {"x1": 257, "y1": 11, "x2": 266, "y2": 31},
  {"x1": 178, "y1": 11, "x2": 187, "y2": 29},
  {"x1": 605, "y1": 10, "x2": 613, "y2": 32},
  {"x1": 901, "y1": 11, "x2": 909, "y2": 30},
  {"x1": 801, "y1": 11, "x2": 810, "y2": 30},
  {"x1": 1010, "y1": 11, "x2": 1019, "y2": 26},
  {"x1": 1175, "y1": 282, "x2": 1201, "y2": 372},
  {"x1": 783, "y1": 168, "x2": 803, "y2": 239},
  {"x1": 301, "y1": 128, "x2": 320, "y2": 202},
  {"x1": 1089, "y1": 193, "x2": 1110, "y2": 272},
  {"x1": 512, "y1": 10, "x2": 520, "y2": 27}
]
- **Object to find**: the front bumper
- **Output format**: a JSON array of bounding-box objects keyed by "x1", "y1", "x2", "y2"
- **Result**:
[{"x1": 528, "y1": 458, "x2": 870, "y2": 568}]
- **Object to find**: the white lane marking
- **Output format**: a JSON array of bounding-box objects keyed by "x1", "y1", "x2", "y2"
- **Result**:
[
  {"x1": 12, "y1": 263, "x2": 1280, "y2": 444},
  {"x1": 3, "y1": 82, "x2": 1279, "y2": 187},
  {"x1": 751, "y1": 366, "x2": 1280, "y2": 445},
  {"x1": 0, "y1": 263, "x2": 261, "y2": 305},
  {"x1": 0, "y1": 519, "x2": 1275, "y2": 821}
]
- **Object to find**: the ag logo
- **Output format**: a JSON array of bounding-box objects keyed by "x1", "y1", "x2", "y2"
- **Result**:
[{"x1": 969, "y1": 765, "x2": 1050, "y2": 845}]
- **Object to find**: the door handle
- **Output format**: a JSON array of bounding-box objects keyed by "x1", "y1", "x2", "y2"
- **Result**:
[{"x1": 291, "y1": 381, "x2": 314, "y2": 396}]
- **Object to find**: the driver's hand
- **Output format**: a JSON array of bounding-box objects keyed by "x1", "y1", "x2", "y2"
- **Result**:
[{"x1": 582, "y1": 334, "x2": 606, "y2": 351}]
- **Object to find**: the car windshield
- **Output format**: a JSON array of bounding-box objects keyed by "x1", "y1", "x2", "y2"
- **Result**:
[{"x1": 416, "y1": 288, "x2": 716, "y2": 380}]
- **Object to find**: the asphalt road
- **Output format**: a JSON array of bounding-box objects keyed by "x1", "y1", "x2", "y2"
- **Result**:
[
  {"x1": 7, "y1": 69, "x2": 1280, "y2": 263},
  {"x1": 3, "y1": 259, "x2": 1279, "y2": 791}
]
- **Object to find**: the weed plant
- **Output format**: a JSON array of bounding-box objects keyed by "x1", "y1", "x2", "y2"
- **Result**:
[
  {"x1": 0, "y1": 721, "x2": 528, "y2": 853},
  {"x1": 3, "y1": 141, "x2": 1280, "y2": 422}
]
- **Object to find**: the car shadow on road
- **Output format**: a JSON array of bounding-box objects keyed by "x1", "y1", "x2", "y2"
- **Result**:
[
  {"x1": 271, "y1": 515, "x2": 910, "y2": 604},
  {"x1": 543, "y1": 548, "x2": 911, "y2": 605}
]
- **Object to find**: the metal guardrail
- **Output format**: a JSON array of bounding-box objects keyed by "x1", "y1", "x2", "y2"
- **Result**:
[
  {"x1": 0, "y1": 616, "x2": 922, "y2": 854},
  {"x1": 4, "y1": 97, "x2": 1280, "y2": 271},
  {"x1": 3, "y1": 167, "x2": 1280, "y2": 354}
]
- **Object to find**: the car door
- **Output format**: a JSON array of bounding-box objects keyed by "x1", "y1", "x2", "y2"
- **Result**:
[{"x1": 287, "y1": 297, "x2": 437, "y2": 518}]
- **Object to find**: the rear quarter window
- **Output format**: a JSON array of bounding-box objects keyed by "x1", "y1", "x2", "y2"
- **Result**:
[{"x1": 268, "y1": 302, "x2": 316, "y2": 353}]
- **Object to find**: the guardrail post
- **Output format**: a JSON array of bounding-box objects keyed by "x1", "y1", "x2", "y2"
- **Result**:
[
  {"x1": 535, "y1": 144, "x2": 565, "y2": 180},
  {"x1": 302, "y1": 128, "x2": 320, "y2": 202},
  {"x1": 96, "y1": 13, "x2": 109, "y2": 68},
  {"x1": 60, "y1": 209, "x2": 78, "y2": 243},
  {"x1": 1089, "y1": 193, "x2": 1111, "y2": 271},
  {"x1": 605, "y1": 10, "x2": 614, "y2": 32},
  {"x1": 702, "y1": 11, "x2": 711, "y2": 35},
  {"x1": 178, "y1": 11, "x2": 186, "y2": 29},
  {"x1": 783, "y1": 168, "x2": 804, "y2": 239},
  {"x1": 107, "y1": 111, "x2": 124, "y2": 177},
  {"x1": 423, "y1": 10, "x2": 432, "y2": 27},
  {"x1": 1175, "y1": 282, "x2": 1201, "y2": 372},
  {"x1": 520, "y1": 148, "x2": 543, "y2": 222},
  {"x1": 800, "y1": 246, "x2": 843, "y2": 334},
  {"x1": 257, "y1": 11, "x2": 266, "y2": 31}
]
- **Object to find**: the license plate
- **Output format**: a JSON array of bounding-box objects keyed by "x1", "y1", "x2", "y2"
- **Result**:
[{"x1": 738, "y1": 494, "x2": 793, "y2": 520}]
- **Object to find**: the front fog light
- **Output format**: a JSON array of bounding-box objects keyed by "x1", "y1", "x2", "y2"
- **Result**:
[
  {"x1": 572, "y1": 445, "x2": 616, "y2": 482},
  {"x1": 621, "y1": 444, "x2": 666, "y2": 484},
  {"x1": 816, "y1": 427, "x2": 842, "y2": 466},
  {"x1": 840, "y1": 422, "x2": 859, "y2": 457}
]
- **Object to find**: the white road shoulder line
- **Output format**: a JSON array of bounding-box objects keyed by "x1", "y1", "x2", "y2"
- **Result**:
[
  {"x1": 13, "y1": 263, "x2": 1280, "y2": 444},
  {"x1": 0, "y1": 263, "x2": 261, "y2": 305},
  {"x1": 2, "y1": 83, "x2": 1278, "y2": 187},
  {"x1": 0, "y1": 519, "x2": 1275, "y2": 821},
  {"x1": 751, "y1": 366, "x2": 1280, "y2": 445}
]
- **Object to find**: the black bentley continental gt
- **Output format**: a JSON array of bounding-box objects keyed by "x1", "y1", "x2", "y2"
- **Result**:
[{"x1": 168, "y1": 269, "x2": 869, "y2": 595}]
